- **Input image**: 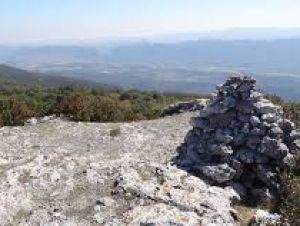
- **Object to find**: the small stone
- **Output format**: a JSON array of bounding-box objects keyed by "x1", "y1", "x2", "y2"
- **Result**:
[
  {"x1": 26, "y1": 118, "x2": 38, "y2": 125},
  {"x1": 249, "y1": 91, "x2": 263, "y2": 101},
  {"x1": 268, "y1": 126, "x2": 283, "y2": 139},
  {"x1": 288, "y1": 139, "x2": 300, "y2": 154},
  {"x1": 260, "y1": 121, "x2": 271, "y2": 133},
  {"x1": 261, "y1": 113, "x2": 280, "y2": 123},
  {"x1": 234, "y1": 149, "x2": 269, "y2": 164},
  {"x1": 250, "y1": 127, "x2": 264, "y2": 136},
  {"x1": 254, "y1": 100, "x2": 278, "y2": 114},
  {"x1": 236, "y1": 100, "x2": 253, "y2": 114},
  {"x1": 208, "y1": 143, "x2": 233, "y2": 157},
  {"x1": 222, "y1": 96, "x2": 237, "y2": 109},
  {"x1": 209, "y1": 110, "x2": 236, "y2": 128},
  {"x1": 250, "y1": 116, "x2": 261, "y2": 127},
  {"x1": 246, "y1": 136, "x2": 262, "y2": 150},
  {"x1": 229, "y1": 119, "x2": 241, "y2": 129},
  {"x1": 290, "y1": 130, "x2": 300, "y2": 140},
  {"x1": 251, "y1": 209, "x2": 281, "y2": 225},
  {"x1": 280, "y1": 119, "x2": 295, "y2": 133},
  {"x1": 215, "y1": 129, "x2": 234, "y2": 144},
  {"x1": 229, "y1": 158, "x2": 243, "y2": 177},
  {"x1": 259, "y1": 137, "x2": 288, "y2": 160},
  {"x1": 281, "y1": 153, "x2": 296, "y2": 169},
  {"x1": 228, "y1": 182, "x2": 247, "y2": 198},
  {"x1": 190, "y1": 117, "x2": 209, "y2": 129},
  {"x1": 238, "y1": 113, "x2": 251, "y2": 123},
  {"x1": 198, "y1": 164, "x2": 236, "y2": 184},
  {"x1": 241, "y1": 123, "x2": 250, "y2": 134},
  {"x1": 238, "y1": 81, "x2": 255, "y2": 93},
  {"x1": 232, "y1": 133, "x2": 246, "y2": 146},
  {"x1": 187, "y1": 142, "x2": 204, "y2": 155},
  {"x1": 254, "y1": 164, "x2": 276, "y2": 186}
]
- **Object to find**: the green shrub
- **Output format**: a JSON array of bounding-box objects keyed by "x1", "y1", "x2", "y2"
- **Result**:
[
  {"x1": 109, "y1": 127, "x2": 121, "y2": 137},
  {"x1": 0, "y1": 85, "x2": 202, "y2": 126},
  {"x1": 266, "y1": 95, "x2": 300, "y2": 225},
  {"x1": 278, "y1": 179, "x2": 300, "y2": 226}
]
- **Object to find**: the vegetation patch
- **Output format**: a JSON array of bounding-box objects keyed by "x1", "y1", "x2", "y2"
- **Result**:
[
  {"x1": 0, "y1": 85, "x2": 201, "y2": 127},
  {"x1": 277, "y1": 179, "x2": 300, "y2": 225},
  {"x1": 109, "y1": 127, "x2": 121, "y2": 137}
]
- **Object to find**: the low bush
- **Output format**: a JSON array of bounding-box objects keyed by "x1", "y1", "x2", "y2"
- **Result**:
[
  {"x1": 109, "y1": 127, "x2": 121, "y2": 137},
  {"x1": 267, "y1": 95, "x2": 300, "y2": 225},
  {"x1": 0, "y1": 86, "x2": 201, "y2": 126},
  {"x1": 278, "y1": 179, "x2": 300, "y2": 226}
]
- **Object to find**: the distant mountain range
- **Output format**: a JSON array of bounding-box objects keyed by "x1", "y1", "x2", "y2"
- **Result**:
[
  {"x1": 1, "y1": 29, "x2": 300, "y2": 100},
  {"x1": 1, "y1": 38, "x2": 300, "y2": 74},
  {"x1": 105, "y1": 39, "x2": 300, "y2": 74},
  {"x1": 151, "y1": 27, "x2": 300, "y2": 42},
  {"x1": 0, "y1": 46, "x2": 101, "y2": 67}
]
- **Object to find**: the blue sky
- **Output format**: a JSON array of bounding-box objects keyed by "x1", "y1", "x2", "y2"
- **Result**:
[{"x1": 1, "y1": 0, "x2": 300, "y2": 43}]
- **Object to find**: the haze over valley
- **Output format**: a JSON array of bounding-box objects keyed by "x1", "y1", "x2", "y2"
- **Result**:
[{"x1": 1, "y1": 31, "x2": 300, "y2": 100}]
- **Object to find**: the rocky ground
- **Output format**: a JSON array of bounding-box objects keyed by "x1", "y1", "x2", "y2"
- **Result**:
[{"x1": 0, "y1": 112, "x2": 249, "y2": 226}]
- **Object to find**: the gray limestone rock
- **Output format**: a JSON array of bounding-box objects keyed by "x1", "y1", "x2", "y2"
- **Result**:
[
  {"x1": 246, "y1": 136, "x2": 261, "y2": 150},
  {"x1": 261, "y1": 113, "x2": 280, "y2": 123},
  {"x1": 234, "y1": 149, "x2": 269, "y2": 164},
  {"x1": 254, "y1": 164, "x2": 277, "y2": 186},
  {"x1": 250, "y1": 127, "x2": 264, "y2": 137},
  {"x1": 249, "y1": 91, "x2": 263, "y2": 101},
  {"x1": 268, "y1": 126, "x2": 284, "y2": 139},
  {"x1": 250, "y1": 115, "x2": 261, "y2": 127},
  {"x1": 250, "y1": 209, "x2": 282, "y2": 225},
  {"x1": 118, "y1": 165, "x2": 239, "y2": 225},
  {"x1": 288, "y1": 139, "x2": 300, "y2": 154},
  {"x1": 190, "y1": 117, "x2": 209, "y2": 129},
  {"x1": 209, "y1": 110, "x2": 236, "y2": 128},
  {"x1": 290, "y1": 130, "x2": 300, "y2": 140},
  {"x1": 281, "y1": 153, "x2": 296, "y2": 169},
  {"x1": 208, "y1": 143, "x2": 234, "y2": 157},
  {"x1": 237, "y1": 100, "x2": 254, "y2": 114},
  {"x1": 199, "y1": 163, "x2": 236, "y2": 183},
  {"x1": 232, "y1": 133, "x2": 246, "y2": 146},
  {"x1": 280, "y1": 119, "x2": 296, "y2": 133},
  {"x1": 259, "y1": 137, "x2": 288, "y2": 160},
  {"x1": 215, "y1": 129, "x2": 234, "y2": 144},
  {"x1": 254, "y1": 99, "x2": 278, "y2": 115}
]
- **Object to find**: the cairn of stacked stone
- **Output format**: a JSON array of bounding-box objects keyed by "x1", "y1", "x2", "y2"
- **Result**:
[{"x1": 177, "y1": 75, "x2": 300, "y2": 199}]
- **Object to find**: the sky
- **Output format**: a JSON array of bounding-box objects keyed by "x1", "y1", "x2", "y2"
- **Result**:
[{"x1": 1, "y1": 0, "x2": 300, "y2": 43}]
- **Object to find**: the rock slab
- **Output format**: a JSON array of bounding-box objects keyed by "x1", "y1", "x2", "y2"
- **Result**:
[{"x1": 0, "y1": 113, "x2": 240, "y2": 225}]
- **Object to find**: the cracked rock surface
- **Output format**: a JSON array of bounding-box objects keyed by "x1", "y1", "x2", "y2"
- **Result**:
[{"x1": 0, "y1": 113, "x2": 240, "y2": 225}]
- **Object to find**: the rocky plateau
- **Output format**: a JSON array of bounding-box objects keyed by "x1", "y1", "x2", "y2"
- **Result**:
[{"x1": 0, "y1": 76, "x2": 293, "y2": 226}]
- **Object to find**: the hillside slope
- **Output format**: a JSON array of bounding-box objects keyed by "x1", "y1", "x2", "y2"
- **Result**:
[
  {"x1": 0, "y1": 113, "x2": 240, "y2": 225},
  {"x1": 0, "y1": 64, "x2": 111, "y2": 89}
]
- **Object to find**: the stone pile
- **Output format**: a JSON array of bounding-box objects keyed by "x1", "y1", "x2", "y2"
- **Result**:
[{"x1": 176, "y1": 75, "x2": 300, "y2": 199}]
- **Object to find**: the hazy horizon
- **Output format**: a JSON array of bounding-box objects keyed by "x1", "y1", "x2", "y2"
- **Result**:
[{"x1": 2, "y1": 0, "x2": 300, "y2": 44}]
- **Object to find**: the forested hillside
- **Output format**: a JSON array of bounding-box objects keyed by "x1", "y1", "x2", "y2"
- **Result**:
[{"x1": 0, "y1": 64, "x2": 110, "y2": 89}]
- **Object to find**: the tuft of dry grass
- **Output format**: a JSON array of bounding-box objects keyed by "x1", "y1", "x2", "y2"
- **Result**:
[
  {"x1": 278, "y1": 179, "x2": 300, "y2": 226},
  {"x1": 109, "y1": 127, "x2": 121, "y2": 137}
]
